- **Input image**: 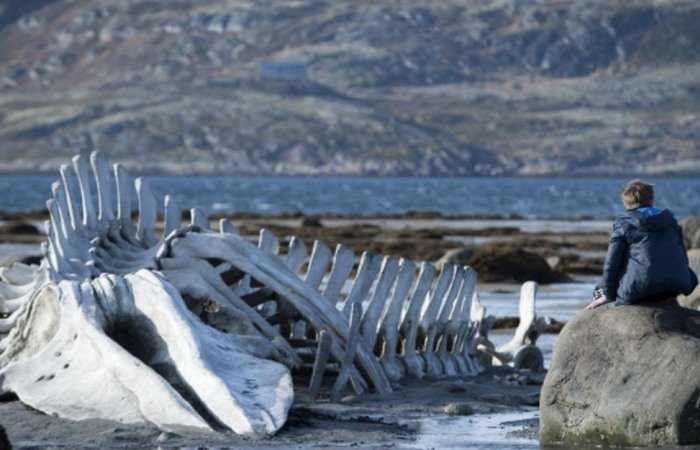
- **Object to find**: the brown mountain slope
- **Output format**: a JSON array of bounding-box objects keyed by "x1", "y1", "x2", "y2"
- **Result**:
[{"x1": 0, "y1": 0, "x2": 698, "y2": 175}]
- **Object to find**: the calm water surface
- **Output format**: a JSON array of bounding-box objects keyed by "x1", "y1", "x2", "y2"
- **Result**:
[{"x1": 1, "y1": 175, "x2": 699, "y2": 219}]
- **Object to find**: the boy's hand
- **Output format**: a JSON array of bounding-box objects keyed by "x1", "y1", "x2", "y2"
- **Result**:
[{"x1": 585, "y1": 296, "x2": 612, "y2": 310}]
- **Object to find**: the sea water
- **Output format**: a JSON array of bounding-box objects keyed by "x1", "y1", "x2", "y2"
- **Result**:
[{"x1": 1, "y1": 175, "x2": 699, "y2": 219}]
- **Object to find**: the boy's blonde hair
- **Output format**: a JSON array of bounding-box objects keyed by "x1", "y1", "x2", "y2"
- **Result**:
[{"x1": 621, "y1": 179, "x2": 654, "y2": 210}]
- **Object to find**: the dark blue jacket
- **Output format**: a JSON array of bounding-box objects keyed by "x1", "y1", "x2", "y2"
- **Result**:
[{"x1": 601, "y1": 208, "x2": 698, "y2": 305}]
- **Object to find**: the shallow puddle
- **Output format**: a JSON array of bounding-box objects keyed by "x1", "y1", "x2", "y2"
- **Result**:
[{"x1": 408, "y1": 409, "x2": 539, "y2": 450}]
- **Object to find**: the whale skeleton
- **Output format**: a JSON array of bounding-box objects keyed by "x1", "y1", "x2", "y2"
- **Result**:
[{"x1": 0, "y1": 151, "x2": 546, "y2": 435}]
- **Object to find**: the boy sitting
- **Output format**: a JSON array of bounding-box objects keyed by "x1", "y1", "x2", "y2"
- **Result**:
[{"x1": 586, "y1": 180, "x2": 698, "y2": 310}]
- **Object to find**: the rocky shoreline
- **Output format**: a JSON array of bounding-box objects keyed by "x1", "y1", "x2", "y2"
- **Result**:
[
  {"x1": 0, "y1": 211, "x2": 611, "y2": 280},
  {"x1": 0, "y1": 212, "x2": 598, "y2": 448}
]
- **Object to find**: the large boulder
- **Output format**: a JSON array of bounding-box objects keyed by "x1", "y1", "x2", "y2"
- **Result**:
[
  {"x1": 467, "y1": 245, "x2": 568, "y2": 283},
  {"x1": 541, "y1": 301, "x2": 700, "y2": 447},
  {"x1": 678, "y1": 249, "x2": 700, "y2": 310},
  {"x1": 681, "y1": 216, "x2": 700, "y2": 249}
]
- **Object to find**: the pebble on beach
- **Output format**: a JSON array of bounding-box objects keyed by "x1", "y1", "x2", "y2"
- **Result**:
[{"x1": 443, "y1": 403, "x2": 475, "y2": 416}]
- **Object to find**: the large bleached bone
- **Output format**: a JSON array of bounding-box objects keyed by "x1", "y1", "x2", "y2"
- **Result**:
[
  {"x1": 452, "y1": 295, "x2": 482, "y2": 375},
  {"x1": 331, "y1": 302, "x2": 362, "y2": 402},
  {"x1": 0, "y1": 152, "x2": 299, "y2": 436},
  {"x1": 305, "y1": 241, "x2": 333, "y2": 288},
  {"x1": 167, "y1": 231, "x2": 392, "y2": 395},
  {"x1": 399, "y1": 261, "x2": 435, "y2": 379},
  {"x1": 291, "y1": 239, "x2": 332, "y2": 339},
  {"x1": 420, "y1": 265, "x2": 461, "y2": 377},
  {"x1": 157, "y1": 257, "x2": 301, "y2": 368},
  {"x1": 436, "y1": 268, "x2": 475, "y2": 376},
  {"x1": 90, "y1": 151, "x2": 114, "y2": 222},
  {"x1": 228, "y1": 229, "x2": 373, "y2": 396},
  {"x1": 135, "y1": 178, "x2": 158, "y2": 247},
  {"x1": 0, "y1": 281, "x2": 210, "y2": 430},
  {"x1": 1, "y1": 273, "x2": 293, "y2": 434},
  {"x1": 121, "y1": 271, "x2": 293, "y2": 434},
  {"x1": 471, "y1": 292, "x2": 497, "y2": 369},
  {"x1": 360, "y1": 257, "x2": 400, "y2": 351},
  {"x1": 0, "y1": 262, "x2": 40, "y2": 285},
  {"x1": 73, "y1": 154, "x2": 97, "y2": 229},
  {"x1": 321, "y1": 244, "x2": 355, "y2": 302},
  {"x1": 342, "y1": 251, "x2": 381, "y2": 316},
  {"x1": 308, "y1": 330, "x2": 332, "y2": 400},
  {"x1": 492, "y1": 281, "x2": 550, "y2": 371},
  {"x1": 378, "y1": 259, "x2": 417, "y2": 381}
]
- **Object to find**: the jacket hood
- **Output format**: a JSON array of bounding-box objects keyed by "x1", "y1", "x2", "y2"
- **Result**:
[{"x1": 618, "y1": 208, "x2": 675, "y2": 232}]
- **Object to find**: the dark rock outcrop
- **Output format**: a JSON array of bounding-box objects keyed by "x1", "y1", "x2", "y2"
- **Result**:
[
  {"x1": 436, "y1": 248, "x2": 474, "y2": 269},
  {"x1": 0, "y1": 221, "x2": 40, "y2": 235},
  {"x1": 300, "y1": 215, "x2": 323, "y2": 228},
  {"x1": 541, "y1": 300, "x2": 700, "y2": 447},
  {"x1": 468, "y1": 246, "x2": 567, "y2": 283}
]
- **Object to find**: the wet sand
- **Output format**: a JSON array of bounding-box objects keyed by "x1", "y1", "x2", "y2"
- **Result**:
[{"x1": 1, "y1": 366, "x2": 542, "y2": 449}]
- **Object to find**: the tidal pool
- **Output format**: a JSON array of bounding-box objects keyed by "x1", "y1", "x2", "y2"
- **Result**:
[{"x1": 408, "y1": 409, "x2": 539, "y2": 449}]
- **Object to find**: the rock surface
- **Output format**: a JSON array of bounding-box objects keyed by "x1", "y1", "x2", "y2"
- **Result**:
[
  {"x1": 678, "y1": 249, "x2": 700, "y2": 310},
  {"x1": 540, "y1": 301, "x2": 700, "y2": 447},
  {"x1": 682, "y1": 216, "x2": 700, "y2": 249}
]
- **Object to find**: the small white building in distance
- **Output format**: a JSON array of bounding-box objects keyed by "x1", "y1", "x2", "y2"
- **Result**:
[{"x1": 259, "y1": 59, "x2": 308, "y2": 80}]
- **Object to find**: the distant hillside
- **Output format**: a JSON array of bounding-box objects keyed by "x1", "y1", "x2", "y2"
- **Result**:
[{"x1": 0, "y1": 0, "x2": 698, "y2": 175}]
